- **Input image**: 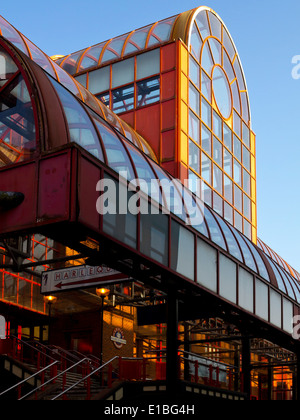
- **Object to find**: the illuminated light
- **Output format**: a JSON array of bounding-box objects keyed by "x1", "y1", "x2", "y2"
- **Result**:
[
  {"x1": 43, "y1": 295, "x2": 58, "y2": 304},
  {"x1": 96, "y1": 288, "x2": 110, "y2": 298}
]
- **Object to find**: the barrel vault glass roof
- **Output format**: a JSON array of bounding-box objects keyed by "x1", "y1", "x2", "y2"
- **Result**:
[
  {"x1": 55, "y1": 15, "x2": 179, "y2": 75},
  {"x1": 0, "y1": 15, "x2": 157, "y2": 162},
  {"x1": 1, "y1": 12, "x2": 300, "y2": 308}
]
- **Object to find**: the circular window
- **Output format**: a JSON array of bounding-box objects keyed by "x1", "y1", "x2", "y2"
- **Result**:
[{"x1": 212, "y1": 66, "x2": 232, "y2": 119}]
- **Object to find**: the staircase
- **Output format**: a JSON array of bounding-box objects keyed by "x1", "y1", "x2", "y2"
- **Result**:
[{"x1": 0, "y1": 336, "x2": 120, "y2": 400}]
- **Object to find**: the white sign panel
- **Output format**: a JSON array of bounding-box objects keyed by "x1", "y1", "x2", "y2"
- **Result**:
[{"x1": 41, "y1": 265, "x2": 130, "y2": 294}]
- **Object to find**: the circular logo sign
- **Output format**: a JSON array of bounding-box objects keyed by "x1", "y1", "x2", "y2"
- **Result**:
[{"x1": 111, "y1": 328, "x2": 126, "y2": 349}]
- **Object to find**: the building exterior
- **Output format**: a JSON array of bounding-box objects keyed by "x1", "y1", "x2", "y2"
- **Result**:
[{"x1": 0, "y1": 6, "x2": 299, "y2": 401}]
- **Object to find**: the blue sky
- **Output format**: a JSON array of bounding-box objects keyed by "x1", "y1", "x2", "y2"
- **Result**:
[{"x1": 1, "y1": 0, "x2": 300, "y2": 270}]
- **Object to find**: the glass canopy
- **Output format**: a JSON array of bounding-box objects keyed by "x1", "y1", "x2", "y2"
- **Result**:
[{"x1": 0, "y1": 15, "x2": 157, "y2": 162}]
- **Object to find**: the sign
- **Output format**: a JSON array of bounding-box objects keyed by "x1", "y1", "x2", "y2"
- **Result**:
[
  {"x1": 41, "y1": 265, "x2": 131, "y2": 294},
  {"x1": 111, "y1": 328, "x2": 126, "y2": 349}
]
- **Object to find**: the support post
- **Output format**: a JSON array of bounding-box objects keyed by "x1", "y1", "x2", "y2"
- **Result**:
[
  {"x1": 241, "y1": 337, "x2": 251, "y2": 399},
  {"x1": 166, "y1": 284, "x2": 179, "y2": 397}
]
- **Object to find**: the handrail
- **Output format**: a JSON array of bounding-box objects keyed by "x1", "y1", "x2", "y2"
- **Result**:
[
  {"x1": 19, "y1": 357, "x2": 92, "y2": 401},
  {"x1": 0, "y1": 360, "x2": 59, "y2": 398},
  {"x1": 51, "y1": 356, "x2": 120, "y2": 400},
  {"x1": 9, "y1": 335, "x2": 57, "y2": 364}
]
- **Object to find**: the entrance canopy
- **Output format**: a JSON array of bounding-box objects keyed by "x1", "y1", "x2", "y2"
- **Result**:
[{"x1": 0, "y1": 23, "x2": 299, "y2": 344}]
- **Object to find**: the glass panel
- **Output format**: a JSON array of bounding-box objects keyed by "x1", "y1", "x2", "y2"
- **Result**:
[
  {"x1": 243, "y1": 194, "x2": 251, "y2": 220},
  {"x1": 213, "y1": 111, "x2": 222, "y2": 139},
  {"x1": 48, "y1": 76, "x2": 103, "y2": 159},
  {"x1": 224, "y1": 202, "x2": 233, "y2": 225},
  {"x1": 207, "y1": 11, "x2": 222, "y2": 39},
  {"x1": 267, "y1": 256, "x2": 287, "y2": 295},
  {"x1": 219, "y1": 254, "x2": 237, "y2": 303},
  {"x1": 214, "y1": 214, "x2": 243, "y2": 262},
  {"x1": 202, "y1": 153, "x2": 211, "y2": 183},
  {"x1": 242, "y1": 122, "x2": 250, "y2": 148},
  {"x1": 75, "y1": 74, "x2": 87, "y2": 88},
  {"x1": 94, "y1": 119, "x2": 134, "y2": 179},
  {"x1": 241, "y1": 92, "x2": 250, "y2": 123},
  {"x1": 270, "y1": 289, "x2": 282, "y2": 328},
  {"x1": 78, "y1": 44, "x2": 105, "y2": 71},
  {"x1": 232, "y1": 229, "x2": 257, "y2": 273},
  {"x1": 243, "y1": 146, "x2": 250, "y2": 171},
  {"x1": 204, "y1": 207, "x2": 227, "y2": 250},
  {"x1": 190, "y1": 24, "x2": 203, "y2": 59},
  {"x1": 0, "y1": 16, "x2": 28, "y2": 54},
  {"x1": 191, "y1": 193, "x2": 209, "y2": 238},
  {"x1": 213, "y1": 192, "x2": 223, "y2": 216},
  {"x1": 137, "y1": 49, "x2": 160, "y2": 79},
  {"x1": 137, "y1": 76, "x2": 160, "y2": 107},
  {"x1": 277, "y1": 265, "x2": 296, "y2": 300},
  {"x1": 201, "y1": 41, "x2": 214, "y2": 74},
  {"x1": 196, "y1": 11, "x2": 211, "y2": 40},
  {"x1": 189, "y1": 83, "x2": 200, "y2": 114},
  {"x1": 223, "y1": 50, "x2": 235, "y2": 84},
  {"x1": 171, "y1": 221, "x2": 194, "y2": 280},
  {"x1": 140, "y1": 208, "x2": 169, "y2": 266},
  {"x1": 209, "y1": 38, "x2": 222, "y2": 66},
  {"x1": 255, "y1": 279, "x2": 269, "y2": 321},
  {"x1": 224, "y1": 175, "x2": 233, "y2": 203},
  {"x1": 189, "y1": 140, "x2": 200, "y2": 173},
  {"x1": 239, "y1": 267, "x2": 253, "y2": 312},
  {"x1": 242, "y1": 237, "x2": 270, "y2": 282},
  {"x1": 233, "y1": 56, "x2": 246, "y2": 91},
  {"x1": 112, "y1": 84, "x2": 134, "y2": 114},
  {"x1": 283, "y1": 298, "x2": 293, "y2": 334},
  {"x1": 124, "y1": 25, "x2": 152, "y2": 53},
  {"x1": 150, "y1": 17, "x2": 175, "y2": 42},
  {"x1": 122, "y1": 140, "x2": 160, "y2": 203},
  {"x1": 234, "y1": 161, "x2": 242, "y2": 187},
  {"x1": 224, "y1": 149, "x2": 232, "y2": 177},
  {"x1": 201, "y1": 125, "x2": 211, "y2": 155},
  {"x1": 61, "y1": 52, "x2": 83, "y2": 75},
  {"x1": 222, "y1": 28, "x2": 235, "y2": 60},
  {"x1": 213, "y1": 137, "x2": 222, "y2": 166},
  {"x1": 197, "y1": 238, "x2": 217, "y2": 292},
  {"x1": 234, "y1": 185, "x2": 242, "y2": 212},
  {"x1": 234, "y1": 136, "x2": 242, "y2": 161},
  {"x1": 51, "y1": 61, "x2": 80, "y2": 97},
  {"x1": 223, "y1": 123, "x2": 232, "y2": 151},
  {"x1": 0, "y1": 52, "x2": 37, "y2": 166},
  {"x1": 88, "y1": 66, "x2": 110, "y2": 94},
  {"x1": 102, "y1": 174, "x2": 137, "y2": 249},
  {"x1": 201, "y1": 97, "x2": 211, "y2": 127},
  {"x1": 152, "y1": 163, "x2": 186, "y2": 220},
  {"x1": 189, "y1": 111, "x2": 200, "y2": 142},
  {"x1": 112, "y1": 58, "x2": 134, "y2": 88},
  {"x1": 213, "y1": 164, "x2": 223, "y2": 194},
  {"x1": 24, "y1": 37, "x2": 56, "y2": 78},
  {"x1": 234, "y1": 211, "x2": 243, "y2": 233},
  {"x1": 212, "y1": 66, "x2": 232, "y2": 119},
  {"x1": 243, "y1": 170, "x2": 251, "y2": 196},
  {"x1": 190, "y1": 56, "x2": 200, "y2": 88},
  {"x1": 201, "y1": 70, "x2": 211, "y2": 102}
]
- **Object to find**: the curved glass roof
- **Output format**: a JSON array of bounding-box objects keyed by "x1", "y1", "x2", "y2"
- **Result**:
[
  {"x1": 257, "y1": 238, "x2": 300, "y2": 282},
  {"x1": 55, "y1": 15, "x2": 178, "y2": 75},
  {"x1": 1, "y1": 13, "x2": 300, "y2": 309},
  {"x1": 0, "y1": 15, "x2": 157, "y2": 162}
]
